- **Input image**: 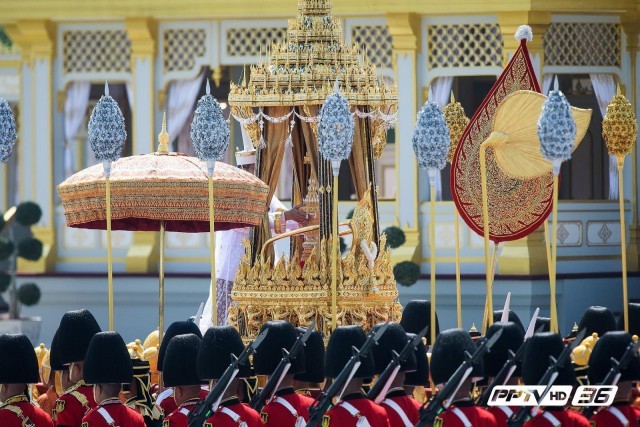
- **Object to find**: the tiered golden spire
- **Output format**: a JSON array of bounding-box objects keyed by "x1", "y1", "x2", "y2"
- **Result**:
[{"x1": 228, "y1": 0, "x2": 397, "y2": 107}]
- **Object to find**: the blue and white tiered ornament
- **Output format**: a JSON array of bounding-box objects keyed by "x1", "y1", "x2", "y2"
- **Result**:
[
  {"x1": 412, "y1": 94, "x2": 451, "y2": 184},
  {"x1": 318, "y1": 80, "x2": 355, "y2": 176},
  {"x1": 190, "y1": 79, "x2": 231, "y2": 326},
  {"x1": 190, "y1": 79, "x2": 230, "y2": 176},
  {"x1": 0, "y1": 97, "x2": 18, "y2": 164},
  {"x1": 537, "y1": 77, "x2": 576, "y2": 176},
  {"x1": 88, "y1": 82, "x2": 127, "y2": 177}
]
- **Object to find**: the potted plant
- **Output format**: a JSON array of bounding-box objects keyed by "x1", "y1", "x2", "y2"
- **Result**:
[{"x1": 0, "y1": 201, "x2": 44, "y2": 342}]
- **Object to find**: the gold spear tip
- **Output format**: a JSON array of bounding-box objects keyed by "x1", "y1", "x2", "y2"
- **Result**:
[
  {"x1": 157, "y1": 111, "x2": 170, "y2": 155},
  {"x1": 450, "y1": 90, "x2": 455, "y2": 104}
]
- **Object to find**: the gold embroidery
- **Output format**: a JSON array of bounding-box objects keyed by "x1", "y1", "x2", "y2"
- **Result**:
[
  {"x1": 82, "y1": 423, "x2": 89, "y2": 427},
  {"x1": 434, "y1": 416, "x2": 444, "y2": 427},
  {"x1": 261, "y1": 411, "x2": 268, "y2": 423},
  {"x1": 56, "y1": 400, "x2": 66, "y2": 415},
  {"x1": 321, "y1": 414, "x2": 330, "y2": 427}
]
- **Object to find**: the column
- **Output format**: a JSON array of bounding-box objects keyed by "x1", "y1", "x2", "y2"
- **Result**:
[
  {"x1": 622, "y1": 20, "x2": 639, "y2": 272},
  {"x1": 496, "y1": 12, "x2": 550, "y2": 275},
  {"x1": 6, "y1": 20, "x2": 56, "y2": 272},
  {"x1": 387, "y1": 13, "x2": 422, "y2": 264},
  {"x1": 125, "y1": 18, "x2": 159, "y2": 273}
]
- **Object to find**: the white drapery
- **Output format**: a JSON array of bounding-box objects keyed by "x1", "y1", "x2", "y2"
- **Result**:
[
  {"x1": 63, "y1": 81, "x2": 91, "y2": 178},
  {"x1": 167, "y1": 71, "x2": 205, "y2": 151},
  {"x1": 542, "y1": 74, "x2": 554, "y2": 95},
  {"x1": 590, "y1": 73, "x2": 618, "y2": 199},
  {"x1": 429, "y1": 76, "x2": 454, "y2": 201}
]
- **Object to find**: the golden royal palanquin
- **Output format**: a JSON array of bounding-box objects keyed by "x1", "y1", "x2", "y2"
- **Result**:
[{"x1": 227, "y1": 0, "x2": 401, "y2": 340}]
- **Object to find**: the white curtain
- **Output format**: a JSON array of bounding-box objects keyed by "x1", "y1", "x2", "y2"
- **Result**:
[
  {"x1": 167, "y1": 71, "x2": 205, "y2": 151},
  {"x1": 64, "y1": 81, "x2": 91, "y2": 178},
  {"x1": 125, "y1": 83, "x2": 133, "y2": 111},
  {"x1": 590, "y1": 73, "x2": 618, "y2": 199},
  {"x1": 429, "y1": 76, "x2": 454, "y2": 200},
  {"x1": 542, "y1": 74, "x2": 554, "y2": 95}
]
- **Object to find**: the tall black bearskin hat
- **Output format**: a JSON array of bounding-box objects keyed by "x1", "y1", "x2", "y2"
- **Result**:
[
  {"x1": 371, "y1": 322, "x2": 416, "y2": 375},
  {"x1": 588, "y1": 331, "x2": 640, "y2": 384},
  {"x1": 492, "y1": 310, "x2": 525, "y2": 334},
  {"x1": 84, "y1": 332, "x2": 133, "y2": 385},
  {"x1": 404, "y1": 334, "x2": 429, "y2": 387},
  {"x1": 617, "y1": 303, "x2": 640, "y2": 336},
  {"x1": 56, "y1": 309, "x2": 102, "y2": 365},
  {"x1": 325, "y1": 326, "x2": 375, "y2": 379},
  {"x1": 49, "y1": 330, "x2": 67, "y2": 372},
  {"x1": 483, "y1": 322, "x2": 524, "y2": 378},
  {"x1": 293, "y1": 328, "x2": 325, "y2": 384},
  {"x1": 0, "y1": 334, "x2": 39, "y2": 384},
  {"x1": 522, "y1": 332, "x2": 576, "y2": 387},
  {"x1": 578, "y1": 306, "x2": 616, "y2": 338},
  {"x1": 430, "y1": 328, "x2": 484, "y2": 386},
  {"x1": 162, "y1": 333, "x2": 202, "y2": 387},
  {"x1": 254, "y1": 320, "x2": 305, "y2": 376},
  {"x1": 535, "y1": 317, "x2": 551, "y2": 333},
  {"x1": 197, "y1": 326, "x2": 252, "y2": 380},
  {"x1": 400, "y1": 300, "x2": 440, "y2": 345},
  {"x1": 157, "y1": 321, "x2": 202, "y2": 372}
]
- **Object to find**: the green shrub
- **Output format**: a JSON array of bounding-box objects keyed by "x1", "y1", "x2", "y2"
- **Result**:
[
  {"x1": 0, "y1": 238, "x2": 14, "y2": 260},
  {"x1": 15, "y1": 202, "x2": 42, "y2": 227},
  {"x1": 382, "y1": 226, "x2": 406, "y2": 249},
  {"x1": 17, "y1": 283, "x2": 41, "y2": 306},
  {"x1": 17, "y1": 237, "x2": 43, "y2": 261},
  {"x1": 393, "y1": 261, "x2": 421, "y2": 286}
]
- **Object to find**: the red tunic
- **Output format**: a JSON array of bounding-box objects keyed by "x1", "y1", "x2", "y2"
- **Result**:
[
  {"x1": 487, "y1": 406, "x2": 518, "y2": 427},
  {"x1": 434, "y1": 400, "x2": 497, "y2": 427},
  {"x1": 157, "y1": 388, "x2": 208, "y2": 417},
  {"x1": 81, "y1": 398, "x2": 145, "y2": 427},
  {"x1": 590, "y1": 402, "x2": 640, "y2": 426},
  {"x1": 0, "y1": 395, "x2": 54, "y2": 427},
  {"x1": 323, "y1": 393, "x2": 391, "y2": 427},
  {"x1": 55, "y1": 382, "x2": 97, "y2": 427},
  {"x1": 259, "y1": 387, "x2": 315, "y2": 426},
  {"x1": 525, "y1": 408, "x2": 589, "y2": 427},
  {"x1": 379, "y1": 388, "x2": 422, "y2": 426},
  {"x1": 162, "y1": 398, "x2": 201, "y2": 427},
  {"x1": 203, "y1": 397, "x2": 261, "y2": 427}
]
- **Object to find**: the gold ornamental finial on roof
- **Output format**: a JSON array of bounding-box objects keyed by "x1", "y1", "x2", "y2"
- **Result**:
[{"x1": 157, "y1": 111, "x2": 170, "y2": 155}]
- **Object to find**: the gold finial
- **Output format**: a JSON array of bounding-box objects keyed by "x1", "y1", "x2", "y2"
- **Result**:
[
  {"x1": 633, "y1": 334, "x2": 638, "y2": 343},
  {"x1": 157, "y1": 111, "x2": 170, "y2": 155},
  {"x1": 469, "y1": 323, "x2": 478, "y2": 333},
  {"x1": 450, "y1": 91, "x2": 455, "y2": 104},
  {"x1": 571, "y1": 322, "x2": 578, "y2": 332},
  {"x1": 616, "y1": 84, "x2": 622, "y2": 96}
]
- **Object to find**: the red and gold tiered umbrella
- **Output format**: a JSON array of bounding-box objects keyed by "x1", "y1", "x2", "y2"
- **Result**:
[{"x1": 58, "y1": 114, "x2": 269, "y2": 340}]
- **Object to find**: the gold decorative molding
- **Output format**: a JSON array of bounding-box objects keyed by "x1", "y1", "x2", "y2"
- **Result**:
[
  {"x1": 125, "y1": 232, "x2": 159, "y2": 273},
  {"x1": 386, "y1": 13, "x2": 420, "y2": 52},
  {"x1": 4, "y1": 20, "x2": 55, "y2": 64},
  {"x1": 17, "y1": 226, "x2": 56, "y2": 273},
  {"x1": 126, "y1": 17, "x2": 157, "y2": 59},
  {"x1": 498, "y1": 227, "x2": 549, "y2": 275}
]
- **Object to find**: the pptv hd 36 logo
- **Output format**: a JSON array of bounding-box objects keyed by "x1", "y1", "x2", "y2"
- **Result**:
[{"x1": 488, "y1": 386, "x2": 617, "y2": 407}]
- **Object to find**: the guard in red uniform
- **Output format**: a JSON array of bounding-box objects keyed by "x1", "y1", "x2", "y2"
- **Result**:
[
  {"x1": 0, "y1": 333, "x2": 54, "y2": 427},
  {"x1": 521, "y1": 332, "x2": 589, "y2": 427},
  {"x1": 54, "y1": 309, "x2": 101, "y2": 427},
  {"x1": 403, "y1": 334, "x2": 429, "y2": 399},
  {"x1": 292, "y1": 328, "x2": 325, "y2": 399},
  {"x1": 80, "y1": 331, "x2": 145, "y2": 427},
  {"x1": 322, "y1": 325, "x2": 391, "y2": 427},
  {"x1": 154, "y1": 321, "x2": 203, "y2": 418},
  {"x1": 430, "y1": 329, "x2": 496, "y2": 427},
  {"x1": 588, "y1": 331, "x2": 640, "y2": 426},
  {"x1": 254, "y1": 320, "x2": 315, "y2": 426},
  {"x1": 161, "y1": 333, "x2": 203, "y2": 427},
  {"x1": 481, "y1": 321, "x2": 524, "y2": 426},
  {"x1": 197, "y1": 325, "x2": 261, "y2": 427},
  {"x1": 400, "y1": 300, "x2": 440, "y2": 346},
  {"x1": 369, "y1": 323, "x2": 421, "y2": 426}
]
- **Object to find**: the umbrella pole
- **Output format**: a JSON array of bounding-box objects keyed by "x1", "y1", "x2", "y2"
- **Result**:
[
  {"x1": 331, "y1": 170, "x2": 339, "y2": 330},
  {"x1": 428, "y1": 169, "x2": 437, "y2": 345},
  {"x1": 159, "y1": 219, "x2": 165, "y2": 352},
  {"x1": 208, "y1": 162, "x2": 218, "y2": 326},
  {"x1": 454, "y1": 209, "x2": 462, "y2": 329},
  {"x1": 550, "y1": 175, "x2": 560, "y2": 334},
  {"x1": 618, "y1": 156, "x2": 629, "y2": 332},
  {"x1": 106, "y1": 175, "x2": 114, "y2": 331},
  {"x1": 479, "y1": 144, "x2": 493, "y2": 333},
  {"x1": 543, "y1": 220, "x2": 553, "y2": 280}
]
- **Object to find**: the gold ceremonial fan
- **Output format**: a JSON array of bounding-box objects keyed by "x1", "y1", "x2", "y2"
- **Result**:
[{"x1": 483, "y1": 90, "x2": 592, "y2": 179}]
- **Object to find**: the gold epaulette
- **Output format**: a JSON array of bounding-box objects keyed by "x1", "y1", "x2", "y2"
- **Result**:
[
  {"x1": 2, "y1": 405, "x2": 35, "y2": 427},
  {"x1": 70, "y1": 390, "x2": 90, "y2": 411}
]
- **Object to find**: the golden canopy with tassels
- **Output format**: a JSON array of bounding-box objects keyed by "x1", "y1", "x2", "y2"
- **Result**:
[{"x1": 227, "y1": 0, "x2": 401, "y2": 340}]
